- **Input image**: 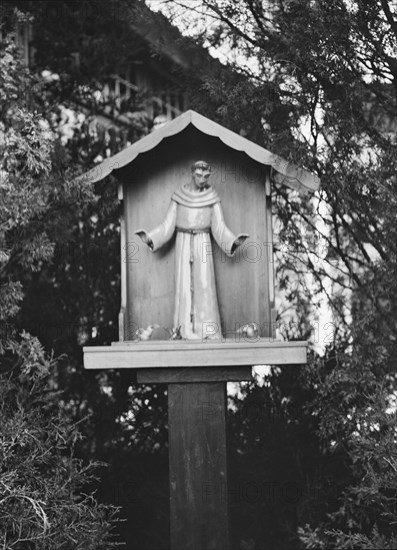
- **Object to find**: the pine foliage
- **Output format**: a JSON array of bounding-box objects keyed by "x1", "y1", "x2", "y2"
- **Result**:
[{"x1": 0, "y1": 17, "x2": 119, "y2": 548}]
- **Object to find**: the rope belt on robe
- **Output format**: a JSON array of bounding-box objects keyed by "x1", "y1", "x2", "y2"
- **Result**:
[{"x1": 176, "y1": 227, "x2": 211, "y2": 234}]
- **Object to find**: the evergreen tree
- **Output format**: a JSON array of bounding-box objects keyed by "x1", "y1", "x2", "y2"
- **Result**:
[{"x1": 0, "y1": 16, "x2": 119, "y2": 547}]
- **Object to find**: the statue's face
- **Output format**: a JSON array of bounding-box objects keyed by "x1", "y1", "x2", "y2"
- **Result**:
[{"x1": 192, "y1": 166, "x2": 211, "y2": 190}]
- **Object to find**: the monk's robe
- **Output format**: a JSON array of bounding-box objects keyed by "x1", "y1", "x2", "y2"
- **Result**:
[{"x1": 140, "y1": 184, "x2": 244, "y2": 339}]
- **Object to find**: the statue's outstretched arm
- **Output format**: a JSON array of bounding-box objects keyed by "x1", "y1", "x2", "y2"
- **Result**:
[
  {"x1": 211, "y1": 203, "x2": 249, "y2": 256},
  {"x1": 135, "y1": 201, "x2": 177, "y2": 252}
]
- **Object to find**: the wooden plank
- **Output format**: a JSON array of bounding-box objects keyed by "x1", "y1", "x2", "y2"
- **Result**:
[
  {"x1": 119, "y1": 214, "x2": 126, "y2": 341},
  {"x1": 266, "y1": 170, "x2": 275, "y2": 310},
  {"x1": 137, "y1": 365, "x2": 252, "y2": 384},
  {"x1": 109, "y1": 339, "x2": 307, "y2": 348},
  {"x1": 168, "y1": 382, "x2": 229, "y2": 550},
  {"x1": 83, "y1": 340, "x2": 307, "y2": 369}
]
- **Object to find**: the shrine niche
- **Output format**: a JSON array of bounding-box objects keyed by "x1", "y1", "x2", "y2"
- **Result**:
[
  {"x1": 83, "y1": 110, "x2": 318, "y2": 358},
  {"x1": 121, "y1": 123, "x2": 271, "y2": 344}
]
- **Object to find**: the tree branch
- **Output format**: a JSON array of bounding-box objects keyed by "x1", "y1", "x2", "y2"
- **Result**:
[
  {"x1": 202, "y1": 0, "x2": 264, "y2": 49},
  {"x1": 380, "y1": 0, "x2": 397, "y2": 42}
]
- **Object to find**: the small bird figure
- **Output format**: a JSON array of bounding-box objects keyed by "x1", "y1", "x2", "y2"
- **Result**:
[
  {"x1": 134, "y1": 324, "x2": 159, "y2": 341},
  {"x1": 169, "y1": 325, "x2": 182, "y2": 340},
  {"x1": 236, "y1": 323, "x2": 259, "y2": 339}
]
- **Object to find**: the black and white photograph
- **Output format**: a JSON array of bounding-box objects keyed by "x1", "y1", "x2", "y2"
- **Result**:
[{"x1": 1, "y1": 1, "x2": 396, "y2": 548}]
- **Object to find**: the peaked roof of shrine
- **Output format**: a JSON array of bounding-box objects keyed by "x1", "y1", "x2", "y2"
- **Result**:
[{"x1": 81, "y1": 110, "x2": 320, "y2": 193}]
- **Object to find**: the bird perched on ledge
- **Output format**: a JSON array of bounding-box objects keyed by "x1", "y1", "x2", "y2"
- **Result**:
[
  {"x1": 134, "y1": 325, "x2": 183, "y2": 341},
  {"x1": 236, "y1": 323, "x2": 259, "y2": 339},
  {"x1": 134, "y1": 325, "x2": 157, "y2": 341}
]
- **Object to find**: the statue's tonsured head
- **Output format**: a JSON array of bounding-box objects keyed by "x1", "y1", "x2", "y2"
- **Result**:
[{"x1": 191, "y1": 160, "x2": 211, "y2": 173}]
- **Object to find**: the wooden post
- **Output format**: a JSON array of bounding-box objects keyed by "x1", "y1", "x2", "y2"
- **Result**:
[
  {"x1": 137, "y1": 365, "x2": 253, "y2": 550},
  {"x1": 168, "y1": 382, "x2": 229, "y2": 550}
]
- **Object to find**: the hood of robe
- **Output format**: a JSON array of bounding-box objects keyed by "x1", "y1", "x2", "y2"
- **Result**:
[{"x1": 172, "y1": 184, "x2": 221, "y2": 208}]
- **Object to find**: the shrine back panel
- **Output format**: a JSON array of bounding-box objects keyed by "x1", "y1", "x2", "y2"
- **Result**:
[{"x1": 119, "y1": 125, "x2": 272, "y2": 340}]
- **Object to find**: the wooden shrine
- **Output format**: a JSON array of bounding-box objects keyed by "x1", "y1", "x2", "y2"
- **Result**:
[{"x1": 83, "y1": 110, "x2": 319, "y2": 550}]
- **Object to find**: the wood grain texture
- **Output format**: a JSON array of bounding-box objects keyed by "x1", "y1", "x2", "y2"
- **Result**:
[
  {"x1": 266, "y1": 170, "x2": 275, "y2": 314},
  {"x1": 119, "y1": 214, "x2": 126, "y2": 341},
  {"x1": 83, "y1": 340, "x2": 307, "y2": 369},
  {"x1": 137, "y1": 365, "x2": 252, "y2": 383},
  {"x1": 168, "y1": 382, "x2": 229, "y2": 550},
  {"x1": 122, "y1": 126, "x2": 272, "y2": 339}
]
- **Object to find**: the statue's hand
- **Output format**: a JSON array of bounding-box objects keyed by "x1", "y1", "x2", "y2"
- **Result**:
[
  {"x1": 231, "y1": 233, "x2": 249, "y2": 255},
  {"x1": 135, "y1": 229, "x2": 153, "y2": 250}
]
